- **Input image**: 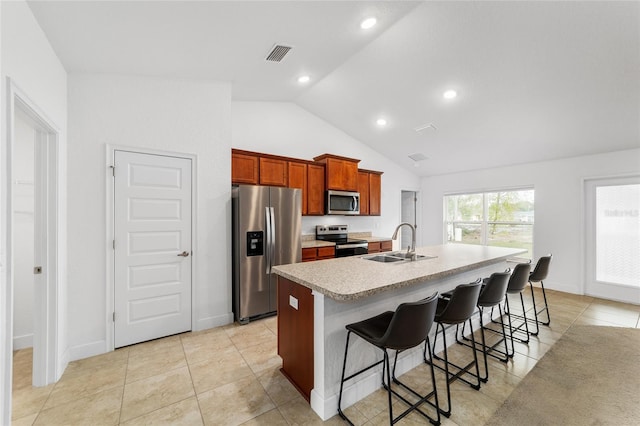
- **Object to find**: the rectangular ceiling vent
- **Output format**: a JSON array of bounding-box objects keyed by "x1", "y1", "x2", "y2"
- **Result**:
[
  {"x1": 265, "y1": 44, "x2": 293, "y2": 62},
  {"x1": 408, "y1": 153, "x2": 428, "y2": 162}
]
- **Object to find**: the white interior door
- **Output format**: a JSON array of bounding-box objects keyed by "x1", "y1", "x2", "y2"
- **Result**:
[
  {"x1": 114, "y1": 150, "x2": 192, "y2": 348},
  {"x1": 585, "y1": 176, "x2": 640, "y2": 304}
]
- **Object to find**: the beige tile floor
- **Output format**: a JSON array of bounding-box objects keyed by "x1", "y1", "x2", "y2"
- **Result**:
[{"x1": 11, "y1": 289, "x2": 640, "y2": 425}]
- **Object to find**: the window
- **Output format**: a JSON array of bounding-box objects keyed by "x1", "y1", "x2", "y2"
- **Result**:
[{"x1": 445, "y1": 189, "x2": 534, "y2": 258}]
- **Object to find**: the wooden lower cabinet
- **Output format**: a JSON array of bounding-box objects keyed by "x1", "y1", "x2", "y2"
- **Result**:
[
  {"x1": 277, "y1": 277, "x2": 314, "y2": 401},
  {"x1": 368, "y1": 240, "x2": 392, "y2": 254},
  {"x1": 302, "y1": 246, "x2": 335, "y2": 262}
]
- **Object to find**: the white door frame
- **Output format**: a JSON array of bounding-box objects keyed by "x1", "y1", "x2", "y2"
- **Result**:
[
  {"x1": 105, "y1": 145, "x2": 197, "y2": 351},
  {"x1": 2, "y1": 78, "x2": 61, "y2": 420}
]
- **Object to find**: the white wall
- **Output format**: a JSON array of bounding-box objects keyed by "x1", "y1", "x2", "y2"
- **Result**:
[
  {"x1": 1, "y1": 0, "x2": 68, "y2": 422},
  {"x1": 67, "y1": 74, "x2": 232, "y2": 359},
  {"x1": 420, "y1": 148, "x2": 640, "y2": 294},
  {"x1": 12, "y1": 114, "x2": 35, "y2": 350},
  {"x1": 231, "y1": 102, "x2": 421, "y2": 242}
]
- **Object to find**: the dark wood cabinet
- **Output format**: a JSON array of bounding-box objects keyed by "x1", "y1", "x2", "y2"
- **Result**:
[
  {"x1": 231, "y1": 151, "x2": 259, "y2": 185},
  {"x1": 278, "y1": 277, "x2": 314, "y2": 401},
  {"x1": 357, "y1": 169, "x2": 383, "y2": 216},
  {"x1": 306, "y1": 163, "x2": 325, "y2": 215},
  {"x1": 288, "y1": 161, "x2": 308, "y2": 214},
  {"x1": 313, "y1": 154, "x2": 359, "y2": 192},
  {"x1": 369, "y1": 171, "x2": 382, "y2": 216},
  {"x1": 302, "y1": 246, "x2": 335, "y2": 262},
  {"x1": 259, "y1": 157, "x2": 288, "y2": 187},
  {"x1": 357, "y1": 171, "x2": 370, "y2": 215},
  {"x1": 368, "y1": 240, "x2": 392, "y2": 254}
]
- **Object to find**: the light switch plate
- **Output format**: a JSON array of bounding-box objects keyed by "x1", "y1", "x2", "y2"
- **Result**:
[{"x1": 289, "y1": 295, "x2": 299, "y2": 310}]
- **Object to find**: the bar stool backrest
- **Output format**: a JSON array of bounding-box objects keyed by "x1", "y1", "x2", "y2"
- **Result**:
[
  {"x1": 507, "y1": 262, "x2": 531, "y2": 294},
  {"x1": 437, "y1": 280, "x2": 482, "y2": 325},
  {"x1": 381, "y1": 292, "x2": 439, "y2": 351},
  {"x1": 530, "y1": 254, "x2": 553, "y2": 283},
  {"x1": 478, "y1": 270, "x2": 511, "y2": 307}
]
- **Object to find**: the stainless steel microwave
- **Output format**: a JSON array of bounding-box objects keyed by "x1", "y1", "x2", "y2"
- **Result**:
[{"x1": 326, "y1": 190, "x2": 360, "y2": 215}]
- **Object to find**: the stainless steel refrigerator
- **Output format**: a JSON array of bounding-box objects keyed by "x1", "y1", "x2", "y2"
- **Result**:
[{"x1": 232, "y1": 185, "x2": 302, "y2": 324}]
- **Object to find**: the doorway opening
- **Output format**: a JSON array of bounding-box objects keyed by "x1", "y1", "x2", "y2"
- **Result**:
[
  {"x1": 4, "y1": 79, "x2": 61, "y2": 422},
  {"x1": 401, "y1": 191, "x2": 418, "y2": 250}
]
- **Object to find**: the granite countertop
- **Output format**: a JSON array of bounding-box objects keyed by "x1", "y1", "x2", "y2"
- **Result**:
[
  {"x1": 302, "y1": 240, "x2": 335, "y2": 249},
  {"x1": 273, "y1": 244, "x2": 527, "y2": 302},
  {"x1": 357, "y1": 236, "x2": 392, "y2": 243}
]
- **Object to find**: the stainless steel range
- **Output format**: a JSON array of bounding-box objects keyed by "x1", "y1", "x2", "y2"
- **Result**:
[{"x1": 315, "y1": 225, "x2": 368, "y2": 257}]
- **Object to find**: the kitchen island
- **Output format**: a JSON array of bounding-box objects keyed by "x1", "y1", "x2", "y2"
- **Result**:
[{"x1": 272, "y1": 244, "x2": 527, "y2": 420}]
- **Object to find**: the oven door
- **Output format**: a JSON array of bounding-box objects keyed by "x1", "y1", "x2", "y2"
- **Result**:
[{"x1": 335, "y1": 245, "x2": 368, "y2": 258}]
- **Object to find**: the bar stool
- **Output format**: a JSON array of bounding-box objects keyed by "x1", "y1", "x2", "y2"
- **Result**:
[
  {"x1": 456, "y1": 269, "x2": 511, "y2": 382},
  {"x1": 425, "y1": 280, "x2": 482, "y2": 418},
  {"x1": 507, "y1": 254, "x2": 552, "y2": 336},
  {"x1": 496, "y1": 261, "x2": 533, "y2": 349},
  {"x1": 337, "y1": 293, "x2": 440, "y2": 425}
]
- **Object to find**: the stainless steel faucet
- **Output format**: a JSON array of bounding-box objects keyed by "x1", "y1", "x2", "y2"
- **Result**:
[{"x1": 391, "y1": 222, "x2": 416, "y2": 259}]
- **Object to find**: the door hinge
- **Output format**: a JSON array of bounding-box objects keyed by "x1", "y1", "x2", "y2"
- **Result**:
[
  {"x1": 110, "y1": 165, "x2": 115, "y2": 177},
  {"x1": 112, "y1": 312, "x2": 116, "y2": 322},
  {"x1": 34, "y1": 266, "x2": 43, "y2": 274},
  {"x1": 113, "y1": 239, "x2": 115, "y2": 250}
]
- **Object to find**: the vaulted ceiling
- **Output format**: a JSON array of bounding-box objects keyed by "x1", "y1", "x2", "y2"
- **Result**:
[{"x1": 27, "y1": 1, "x2": 640, "y2": 176}]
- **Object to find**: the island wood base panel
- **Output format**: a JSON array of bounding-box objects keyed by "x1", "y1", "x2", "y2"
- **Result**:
[{"x1": 277, "y1": 277, "x2": 314, "y2": 401}]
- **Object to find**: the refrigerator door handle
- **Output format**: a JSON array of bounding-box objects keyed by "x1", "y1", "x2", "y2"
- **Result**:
[
  {"x1": 270, "y1": 207, "x2": 276, "y2": 271},
  {"x1": 265, "y1": 206, "x2": 271, "y2": 274}
]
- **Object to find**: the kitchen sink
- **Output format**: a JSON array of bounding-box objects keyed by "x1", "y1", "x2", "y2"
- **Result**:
[
  {"x1": 364, "y1": 255, "x2": 406, "y2": 263},
  {"x1": 363, "y1": 252, "x2": 437, "y2": 263}
]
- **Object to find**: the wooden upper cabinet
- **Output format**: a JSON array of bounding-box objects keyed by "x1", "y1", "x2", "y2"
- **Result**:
[
  {"x1": 369, "y1": 171, "x2": 382, "y2": 216},
  {"x1": 231, "y1": 151, "x2": 259, "y2": 185},
  {"x1": 357, "y1": 171, "x2": 370, "y2": 216},
  {"x1": 313, "y1": 154, "x2": 360, "y2": 192},
  {"x1": 259, "y1": 157, "x2": 288, "y2": 187},
  {"x1": 306, "y1": 163, "x2": 325, "y2": 216},
  {"x1": 288, "y1": 161, "x2": 308, "y2": 215}
]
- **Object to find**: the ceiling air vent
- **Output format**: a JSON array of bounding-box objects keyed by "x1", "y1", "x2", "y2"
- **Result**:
[
  {"x1": 265, "y1": 44, "x2": 293, "y2": 62},
  {"x1": 408, "y1": 153, "x2": 428, "y2": 162}
]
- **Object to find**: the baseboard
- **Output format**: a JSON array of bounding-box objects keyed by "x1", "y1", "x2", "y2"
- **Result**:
[
  {"x1": 68, "y1": 340, "x2": 107, "y2": 362},
  {"x1": 544, "y1": 279, "x2": 581, "y2": 295},
  {"x1": 195, "y1": 312, "x2": 234, "y2": 332},
  {"x1": 12, "y1": 334, "x2": 33, "y2": 350},
  {"x1": 57, "y1": 347, "x2": 70, "y2": 382}
]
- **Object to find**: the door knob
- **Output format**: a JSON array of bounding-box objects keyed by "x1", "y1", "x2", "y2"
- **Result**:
[{"x1": 177, "y1": 251, "x2": 190, "y2": 257}]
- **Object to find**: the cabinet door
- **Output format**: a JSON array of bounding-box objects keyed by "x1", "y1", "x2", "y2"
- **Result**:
[
  {"x1": 302, "y1": 247, "x2": 316, "y2": 262},
  {"x1": 232, "y1": 152, "x2": 259, "y2": 184},
  {"x1": 260, "y1": 157, "x2": 288, "y2": 187},
  {"x1": 357, "y1": 171, "x2": 370, "y2": 215},
  {"x1": 288, "y1": 162, "x2": 308, "y2": 215},
  {"x1": 326, "y1": 158, "x2": 358, "y2": 191},
  {"x1": 307, "y1": 164, "x2": 325, "y2": 215},
  {"x1": 369, "y1": 173, "x2": 382, "y2": 216},
  {"x1": 317, "y1": 246, "x2": 335, "y2": 259},
  {"x1": 380, "y1": 240, "x2": 393, "y2": 252},
  {"x1": 368, "y1": 242, "x2": 381, "y2": 253}
]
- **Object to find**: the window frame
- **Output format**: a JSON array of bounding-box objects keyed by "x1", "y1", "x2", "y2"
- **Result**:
[{"x1": 443, "y1": 187, "x2": 535, "y2": 255}]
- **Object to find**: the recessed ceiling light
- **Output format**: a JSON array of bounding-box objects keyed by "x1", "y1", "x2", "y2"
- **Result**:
[
  {"x1": 297, "y1": 75, "x2": 311, "y2": 84},
  {"x1": 360, "y1": 17, "x2": 377, "y2": 30},
  {"x1": 443, "y1": 90, "x2": 458, "y2": 99},
  {"x1": 376, "y1": 118, "x2": 387, "y2": 127}
]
